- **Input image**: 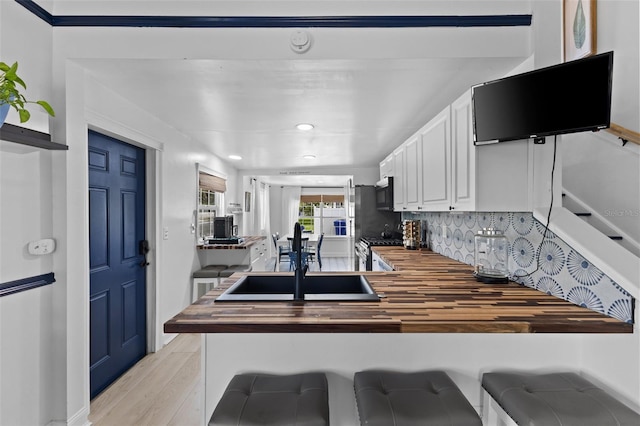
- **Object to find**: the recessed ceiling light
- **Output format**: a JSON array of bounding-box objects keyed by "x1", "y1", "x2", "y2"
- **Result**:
[
  {"x1": 228, "y1": 155, "x2": 242, "y2": 160},
  {"x1": 303, "y1": 155, "x2": 316, "y2": 160},
  {"x1": 296, "y1": 123, "x2": 314, "y2": 131}
]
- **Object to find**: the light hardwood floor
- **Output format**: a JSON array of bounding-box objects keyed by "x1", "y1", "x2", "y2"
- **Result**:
[
  {"x1": 89, "y1": 333, "x2": 202, "y2": 426},
  {"x1": 89, "y1": 256, "x2": 354, "y2": 425}
]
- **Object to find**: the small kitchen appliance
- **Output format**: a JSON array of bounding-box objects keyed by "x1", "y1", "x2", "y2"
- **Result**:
[
  {"x1": 214, "y1": 215, "x2": 234, "y2": 238},
  {"x1": 374, "y1": 177, "x2": 394, "y2": 210},
  {"x1": 473, "y1": 228, "x2": 509, "y2": 283},
  {"x1": 402, "y1": 220, "x2": 421, "y2": 250}
]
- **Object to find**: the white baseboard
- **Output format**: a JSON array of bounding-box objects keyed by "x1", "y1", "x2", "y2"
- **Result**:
[{"x1": 47, "y1": 406, "x2": 91, "y2": 426}]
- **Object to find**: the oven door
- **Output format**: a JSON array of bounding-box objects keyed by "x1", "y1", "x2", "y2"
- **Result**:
[{"x1": 354, "y1": 241, "x2": 371, "y2": 271}]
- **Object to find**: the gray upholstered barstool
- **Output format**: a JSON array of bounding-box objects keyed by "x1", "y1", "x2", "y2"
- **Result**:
[
  {"x1": 354, "y1": 370, "x2": 482, "y2": 426},
  {"x1": 209, "y1": 372, "x2": 329, "y2": 426},
  {"x1": 482, "y1": 371, "x2": 640, "y2": 426},
  {"x1": 192, "y1": 265, "x2": 227, "y2": 302}
]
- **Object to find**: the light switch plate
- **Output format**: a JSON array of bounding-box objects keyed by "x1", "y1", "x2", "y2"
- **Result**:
[{"x1": 28, "y1": 238, "x2": 56, "y2": 255}]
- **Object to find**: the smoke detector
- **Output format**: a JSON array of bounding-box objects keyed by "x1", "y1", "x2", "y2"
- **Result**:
[{"x1": 290, "y1": 30, "x2": 311, "y2": 53}]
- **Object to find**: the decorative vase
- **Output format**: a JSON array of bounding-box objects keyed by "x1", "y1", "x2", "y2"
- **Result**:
[{"x1": 0, "y1": 101, "x2": 9, "y2": 128}]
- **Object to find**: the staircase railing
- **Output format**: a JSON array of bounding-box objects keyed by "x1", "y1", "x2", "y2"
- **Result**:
[
  {"x1": 562, "y1": 188, "x2": 640, "y2": 257},
  {"x1": 606, "y1": 122, "x2": 640, "y2": 146}
]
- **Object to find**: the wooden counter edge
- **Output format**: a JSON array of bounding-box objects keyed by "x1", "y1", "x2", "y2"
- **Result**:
[
  {"x1": 401, "y1": 321, "x2": 532, "y2": 333},
  {"x1": 164, "y1": 321, "x2": 401, "y2": 334}
]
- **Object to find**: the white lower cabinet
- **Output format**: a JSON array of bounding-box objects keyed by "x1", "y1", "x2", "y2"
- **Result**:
[
  {"x1": 391, "y1": 89, "x2": 530, "y2": 213},
  {"x1": 250, "y1": 240, "x2": 267, "y2": 271},
  {"x1": 371, "y1": 251, "x2": 393, "y2": 271}
]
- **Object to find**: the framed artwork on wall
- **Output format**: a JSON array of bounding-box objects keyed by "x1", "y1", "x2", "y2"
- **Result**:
[
  {"x1": 244, "y1": 191, "x2": 251, "y2": 212},
  {"x1": 564, "y1": 0, "x2": 597, "y2": 62}
]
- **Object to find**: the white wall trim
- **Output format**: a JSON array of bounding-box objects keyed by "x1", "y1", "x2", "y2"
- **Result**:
[
  {"x1": 46, "y1": 406, "x2": 91, "y2": 426},
  {"x1": 533, "y1": 207, "x2": 640, "y2": 299},
  {"x1": 85, "y1": 105, "x2": 164, "y2": 354},
  {"x1": 85, "y1": 109, "x2": 165, "y2": 152},
  {"x1": 562, "y1": 187, "x2": 640, "y2": 257}
]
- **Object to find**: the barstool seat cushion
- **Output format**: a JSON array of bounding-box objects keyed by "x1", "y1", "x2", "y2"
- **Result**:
[
  {"x1": 209, "y1": 372, "x2": 329, "y2": 426},
  {"x1": 219, "y1": 264, "x2": 252, "y2": 278},
  {"x1": 193, "y1": 265, "x2": 227, "y2": 279},
  {"x1": 354, "y1": 370, "x2": 482, "y2": 426},
  {"x1": 482, "y1": 371, "x2": 640, "y2": 426}
]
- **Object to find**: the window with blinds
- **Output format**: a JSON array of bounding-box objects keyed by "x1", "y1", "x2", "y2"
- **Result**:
[
  {"x1": 299, "y1": 193, "x2": 346, "y2": 236},
  {"x1": 198, "y1": 171, "x2": 226, "y2": 240}
]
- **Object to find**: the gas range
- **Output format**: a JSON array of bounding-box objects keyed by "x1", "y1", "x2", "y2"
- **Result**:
[
  {"x1": 355, "y1": 236, "x2": 403, "y2": 271},
  {"x1": 360, "y1": 236, "x2": 404, "y2": 247}
]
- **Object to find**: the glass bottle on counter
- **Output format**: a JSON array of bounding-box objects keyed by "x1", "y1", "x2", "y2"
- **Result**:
[{"x1": 473, "y1": 228, "x2": 509, "y2": 283}]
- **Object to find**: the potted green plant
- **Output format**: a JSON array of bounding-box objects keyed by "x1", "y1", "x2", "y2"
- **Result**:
[{"x1": 0, "y1": 61, "x2": 55, "y2": 127}]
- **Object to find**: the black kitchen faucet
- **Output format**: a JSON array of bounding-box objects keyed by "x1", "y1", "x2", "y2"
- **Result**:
[{"x1": 292, "y1": 222, "x2": 308, "y2": 301}]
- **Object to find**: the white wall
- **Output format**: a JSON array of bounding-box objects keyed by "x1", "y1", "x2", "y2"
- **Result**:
[
  {"x1": 561, "y1": 0, "x2": 640, "y2": 248},
  {"x1": 1, "y1": 1, "x2": 638, "y2": 425},
  {"x1": 0, "y1": 1, "x2": 57, "y2": 425},
  {"x1": 0, "y1": 148, "x2": 56, "y2": 426}
]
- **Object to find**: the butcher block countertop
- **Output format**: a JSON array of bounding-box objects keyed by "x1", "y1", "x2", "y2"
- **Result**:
[
  {"x1": 164, "y1": 248, "x2": 632, "y2": 334},
  {"x1": 197, "y1": 235, "x2": 266, "y2": 250}
]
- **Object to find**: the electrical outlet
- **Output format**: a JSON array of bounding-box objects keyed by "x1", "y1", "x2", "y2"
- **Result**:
[
  {"x1": 28, "y1": 238, "x2": 56, "y2": 255},
  {"x1": 163, "y1": 227, "x2": 169, "y2": 240}
]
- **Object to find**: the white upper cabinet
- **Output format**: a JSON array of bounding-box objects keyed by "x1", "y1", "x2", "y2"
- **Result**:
[
  {"x1": 404, "y1": 135, "x2": 421, "y2": 210},
  {"x1": 387, "y1": 89, "x2": 531, "y2": 212},
  {"x1": 379, "y1": 154, "x2": 394, "y2": 180},
  {"x1": 419, "y1": 106, "x2": 451, "y2": 211},
  {"x1": 450, "y1": 90, "x2": 475, "y2": 211},
  {"x1": 392, "y1": 146, "x2": 406, "y2": 211}
]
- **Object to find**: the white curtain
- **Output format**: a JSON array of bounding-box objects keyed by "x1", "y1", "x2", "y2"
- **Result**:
[
  {"x1": 258, "y1": 182, "x2": 270, "y2": 235},
  {"x1": 282, "y1": 186, "x2": 302, "y2": 236}
]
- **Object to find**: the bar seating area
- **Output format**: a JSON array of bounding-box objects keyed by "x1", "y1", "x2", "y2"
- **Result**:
[{"x1": 207, "y1": 369, "x2": 640, "y2": 425}]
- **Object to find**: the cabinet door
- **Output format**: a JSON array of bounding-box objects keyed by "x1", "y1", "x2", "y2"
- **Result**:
[
  {"x1": 250, "y1": 241, "x2": 267, "y2": 271},
  {"x1": 379, "y1": 154, "x2": 394, "y2": 180},
  {"x1": 371, "y1": 251, "x2": 393, "y2": 271},
  {"x1": 404, "y1": 136, "x2": 421, "y2": 210},
  {"x1": 420, "y1": 106, "x2": 451, "y2": 211},
  {"x1": 450, "y1": 89, "x2": 475, "y2": 211},
  {"x1": 393, "y1": 147, "x2": 406, "y2": 211}
]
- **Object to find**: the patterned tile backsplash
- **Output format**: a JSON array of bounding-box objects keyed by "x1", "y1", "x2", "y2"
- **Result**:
[{"x1": 404, "y1": 211, "x2": 635, "y2": 324}]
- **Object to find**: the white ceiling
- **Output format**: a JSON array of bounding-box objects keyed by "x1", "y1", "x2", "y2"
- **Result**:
[{"x1": 50, "y1": 1, "x2": 532, "y2": 186}]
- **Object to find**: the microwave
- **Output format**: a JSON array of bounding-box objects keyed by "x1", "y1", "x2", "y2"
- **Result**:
[{"x1": 375, "y1": 177, "x2": 394, "y2": 210}]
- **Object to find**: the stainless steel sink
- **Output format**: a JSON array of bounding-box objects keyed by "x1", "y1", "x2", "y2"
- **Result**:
[{"x1": 214, "y1": 274, "x2": 380, "y2": 302}]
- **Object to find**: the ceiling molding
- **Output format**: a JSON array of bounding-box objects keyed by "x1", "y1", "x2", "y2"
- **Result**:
[{"x1": 17, "y1": 0, "x2": 531, "y2": 28}]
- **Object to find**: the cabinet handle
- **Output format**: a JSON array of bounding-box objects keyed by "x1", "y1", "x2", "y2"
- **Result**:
[
  {"x1": 449, "y1": 206, "x2": 455, "y2": 210},
  {"x1": 417, "y1": 206, "x2": 422, "y2": 210}
]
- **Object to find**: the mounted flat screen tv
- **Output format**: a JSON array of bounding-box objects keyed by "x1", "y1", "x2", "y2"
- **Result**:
[{"x1": 472, "y1": 51, "x2": 613, "y2": 144}]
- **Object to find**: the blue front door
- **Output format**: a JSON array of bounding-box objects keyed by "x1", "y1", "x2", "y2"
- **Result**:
[{"x1": 88, "y1": 130, "x2": 147, "y2": 399}]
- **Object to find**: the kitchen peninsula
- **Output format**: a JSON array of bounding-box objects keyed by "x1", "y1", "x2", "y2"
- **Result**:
[
  {"x1": 197, "y1": 235, "x2": 267, "y2": 272},
  {"x1": 165, "y1": 250, "x2": 635, "y2": 425}
]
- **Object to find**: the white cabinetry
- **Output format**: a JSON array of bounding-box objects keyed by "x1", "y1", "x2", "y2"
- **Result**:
[
  {"x1": 404, "y1": 135, "x2": 421, "y2": 210},
  {"x1": 371, "y1": 250, "x2": 393, "y2": 271},
  {"x1": 379, "y1": 154, "x2": 394, "y2": 180},
  {"x1": 419, "y1": 106, "x2": 451, "y2": 211},
  {"x1": 388, "y1": 90, "x2": 530, "y2": 212},
  {"x1": 392, "y1": 146, "x2": 406, "y2": 211},
  {"x1": 250, "y1": 239, "x2": 267, "y2": 271}
]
